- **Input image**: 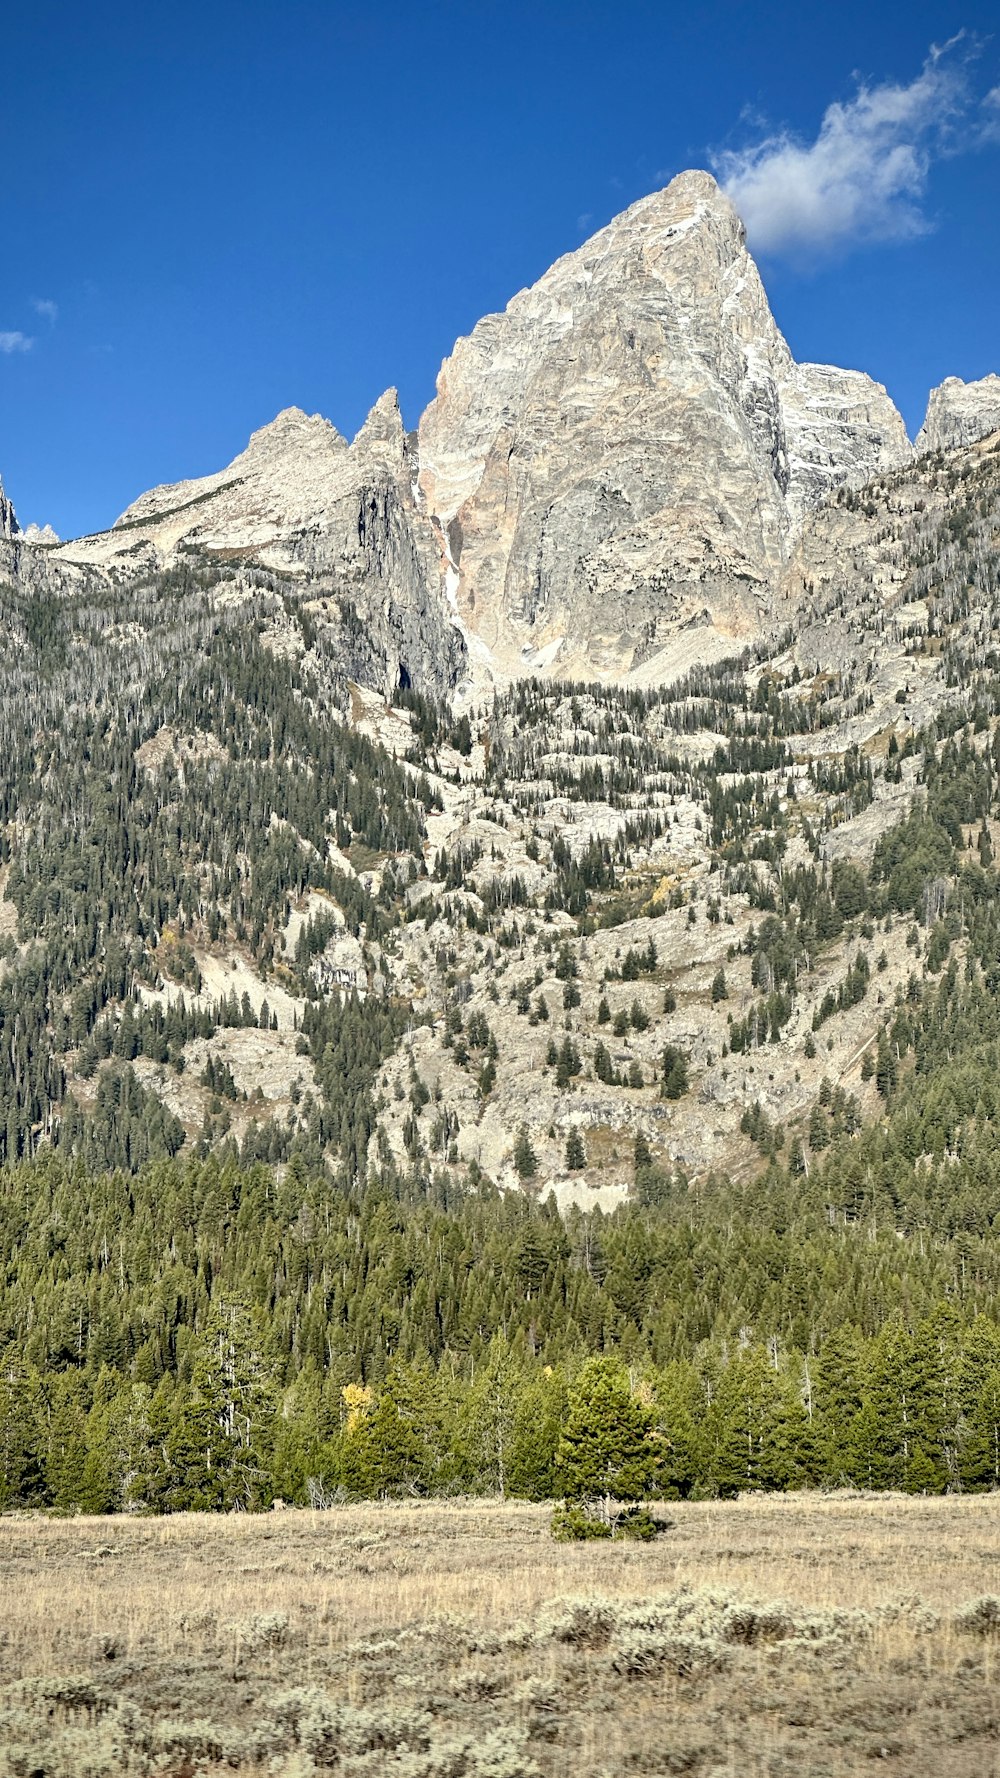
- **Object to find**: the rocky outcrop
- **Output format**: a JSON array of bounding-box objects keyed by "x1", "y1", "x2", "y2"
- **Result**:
[
  {"x1": 917, "y1": 375, "x2": 1000, "y2": 453},
  {"x1": 781, "y1": 364, "x2": 912, "y2": 522},
  {"x1": 111, "y1": 404, "x2": 349, "y2": 536},
  {"x1": 417, "y1": 170, "x2": 911, "y2": 686},
  {"x1": 50, "y1": 397, "x2": 466, "y2": 702},
  {"x1": 0, "y1": 476, "x2": 18, "y2": 540}
]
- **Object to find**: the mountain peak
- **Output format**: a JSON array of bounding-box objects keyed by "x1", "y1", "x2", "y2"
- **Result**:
[
  {"x1": 240, "y1": 406, "x2": 347, "y2": 463},
  {"x1": 418, "y1": 167, "x2": 909, "y2": 685},
  {"x1": 917, "y1": 373, "x2": 1000, "y2": 453},
  {"x1": 352, "y1": 387, "x2": 404, "y2": 452}
]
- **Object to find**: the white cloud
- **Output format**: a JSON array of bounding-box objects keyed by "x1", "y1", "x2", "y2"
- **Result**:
[
  {"x1": 0, "y1": 331, "x2": 32, "y2": 354},
  {"x1": 32, "y1": 298, "x2": 58, "y2": 324},
  {"x1": 714, "y1": 41, "x2": 991, "y2": 257}
]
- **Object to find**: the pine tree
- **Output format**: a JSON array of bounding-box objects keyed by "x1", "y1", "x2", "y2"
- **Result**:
[
  {"x1": 461, "y1": 1336, "x2": 519, "y2": 1494},
  {"x1": 513, "y1": 1126, "x2": 538, "y2": 1179},
  {"x1": 565, "y1": 1128, "x2": 586, "y2": 1171},
  {"x1": 45, "y1": 1376, "x2": 91, "y2": 1511},
  {"x1": 705, "y1": 1347, "x2": 785, "y2": 1497},
  {"x1": 959, "y1": 1317, "x2": 1000, "y2": 1490},
  {"x1": 556, "y1": 1357, "x2": 659, "y2": 1511},
  {"x1": 661, "y1": 1044, "x2": 689, "y2": 1100},
  {"x1": 507, "y1": 1368, "x2": 565, "y2": 1500},
  {"x1": 0, "y1": 1369, "x2": 43, "y2": 1508}
]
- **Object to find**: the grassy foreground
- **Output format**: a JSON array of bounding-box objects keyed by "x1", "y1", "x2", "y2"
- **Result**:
[{"x1": 2, "y1": 1494, "x2": 1000, "y2": 1776}]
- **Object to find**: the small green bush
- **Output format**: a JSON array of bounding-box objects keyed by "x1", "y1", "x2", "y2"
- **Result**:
[
  {"x1": 617, "y1": 1507, "x2": 660, "y2": 1541},
  {"x1": 550, "y1": 1503, "x2": 613, "y2": 1541},
  {"x1": 551, "y1": 1501, "x2": 666, "y2": 1541}
]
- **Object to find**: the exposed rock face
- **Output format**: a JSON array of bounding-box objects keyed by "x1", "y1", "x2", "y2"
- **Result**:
[
  {"x1": 111, "y1": 404, "x2": 350, "y2": 538},
  {"x1": 0, "y1": 476, "x2": 18, "y2": 540},
  {"x1": 917, "y1": 375, "x2": 1000, "y2": 453},
  {"x1": 4, "y1": 168, "x2": 961, "y2": 701},
  {"x1": 51, "y1": 396, "x2": 465, "y2": 701},
  {"x1": 781, "y1": 364, "x2": 912, "y2": 522},
  {"x1": 417, "y1": 170, "x2": 911, "y2": 686},
  {"x1": 19, "y1": 522, "x2": 60, "y2": 545}
]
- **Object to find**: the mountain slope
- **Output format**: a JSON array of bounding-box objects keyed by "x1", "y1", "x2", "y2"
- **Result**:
[{"x1": 0, "y1": 168, "x2": 998, "y2": 1197}]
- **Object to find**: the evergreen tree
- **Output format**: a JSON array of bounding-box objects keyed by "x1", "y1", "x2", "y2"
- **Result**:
[
  {"x1": 513, "y1": 1126, "x2": 538, "y2": 1179},
  {"x1": 565, "y1": 1128, "x2": 586, "y2": 1171},
  {"x1": 0, "y1": 1369, "x2": 43, "y2": 1508},
  {"x1": 556, "y1": 1357, "x2": 660, "y2": 1508},
  {"x1": 661, "y1": 1044, "x2": 689, "y2": 1100}
]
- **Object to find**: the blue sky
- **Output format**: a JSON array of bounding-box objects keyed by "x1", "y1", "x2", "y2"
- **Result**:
[{"x1": 2, "y1": 0, "x2": 998, "y2": 538}]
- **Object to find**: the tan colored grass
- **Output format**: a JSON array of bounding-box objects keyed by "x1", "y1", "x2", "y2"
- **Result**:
[{"x1": 2, "y1": 1493, "x2": 1000, "y2": 1776}]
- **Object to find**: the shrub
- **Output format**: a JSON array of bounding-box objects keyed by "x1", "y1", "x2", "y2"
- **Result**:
[
  {"x1": 536, "y1": 1597, "x2": 617, "y2": 1646},
  {"x1": 550, "y1": 1502, "x2": 613, "y2": 1541},
  {"x1": 954, "y1": 1596, "x2": 1000, "y2": 1637},
  {"x1": 616, "y1": 1507, "x2": 661, "y2": 1541}
]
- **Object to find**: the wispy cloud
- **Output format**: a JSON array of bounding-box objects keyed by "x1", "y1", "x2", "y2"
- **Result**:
[
  {"x1": 0, "y1": 331, "x2": 33, "y2": 354},
  {"x1": 32, "y1": 298, "x2": 58, "y2": 324},
  {"x1": 714, "y1": 39, "x2": 997, "y2": 258}
]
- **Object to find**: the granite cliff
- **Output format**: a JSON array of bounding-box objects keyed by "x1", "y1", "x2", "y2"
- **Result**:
[
  {"x1": 917, "y1": 374, "x2": 1000, "y2": 454},
  {"x1": 0, "y1": 476, "x2": 18, "y2": 541},
  {"x1": 47, "y1": 392, "x2": 465, "y2": 701},
  {"x1": 417, "y1": 170, "x2": 911, "y2": 687},
  {"x1": 4, "y1": 170, "x2": 997, "y2": 699}
]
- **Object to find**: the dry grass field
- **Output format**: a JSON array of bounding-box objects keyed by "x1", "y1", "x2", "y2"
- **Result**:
[{"x1": 2, "y1": 1493, "x2": 999, "y2": 1777}]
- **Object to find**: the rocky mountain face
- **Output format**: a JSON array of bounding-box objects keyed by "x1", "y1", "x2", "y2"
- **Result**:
[
  {"x1": 47, "y1": 394, "x2": 465, "y2": 703},
  {"x1": 417, "y1": 170, "x2": 911, "y2": 687},
  {"x1": 0, "y1": 476, "x2": 18, "y2": 541},
  {"x1": 0, "y1": 170, "x2": 998, "y2": 1204},
  {"x1": 1, "y1": 415, "x2": 998, "y2": 1200},
  {"x1": 6, "y1": 170, "x2": 995, "y2": 701},
  {"x1": 916, "y1": 374, "x2": 1000, "y2": 453}
]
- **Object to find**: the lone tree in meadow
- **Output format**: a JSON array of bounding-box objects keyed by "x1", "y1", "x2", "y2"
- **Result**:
[{"x1": 554, "y1": 1357, "x2": 661, "y2": 1534}]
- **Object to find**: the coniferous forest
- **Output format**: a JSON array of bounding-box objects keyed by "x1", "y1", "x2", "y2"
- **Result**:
[{"x1": 3, "y1": 441, "x2": 1000, "y2": 1515}]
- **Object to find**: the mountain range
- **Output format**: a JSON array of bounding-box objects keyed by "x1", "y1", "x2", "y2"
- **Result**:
[
  {"x1": 3, "y1": 169, "x2": 998, "y2": 702},
  {"x1": 0, "y1": 168, "x2": 998, "y2": 1200}
]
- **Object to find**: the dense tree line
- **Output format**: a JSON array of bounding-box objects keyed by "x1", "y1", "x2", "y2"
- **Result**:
[{"x1": 3, "y1": 1033, "x2": 1000, "y2": 1513}]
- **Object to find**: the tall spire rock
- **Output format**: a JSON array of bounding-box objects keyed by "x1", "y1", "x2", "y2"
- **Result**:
[
  {"x1": 418, "y1": 169, "x2": 910, "y2": 683},
  {"x1": 917, "y1": 375, "x2": 1000, "y2": 453},
  {"x1": 0, "y1": 475, "x2": 19, "y2": 540}
]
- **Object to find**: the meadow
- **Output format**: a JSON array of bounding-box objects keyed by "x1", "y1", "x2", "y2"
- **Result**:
[{"x1": 2, "y1": 1492, "x2": 999, "y2": 1776}]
